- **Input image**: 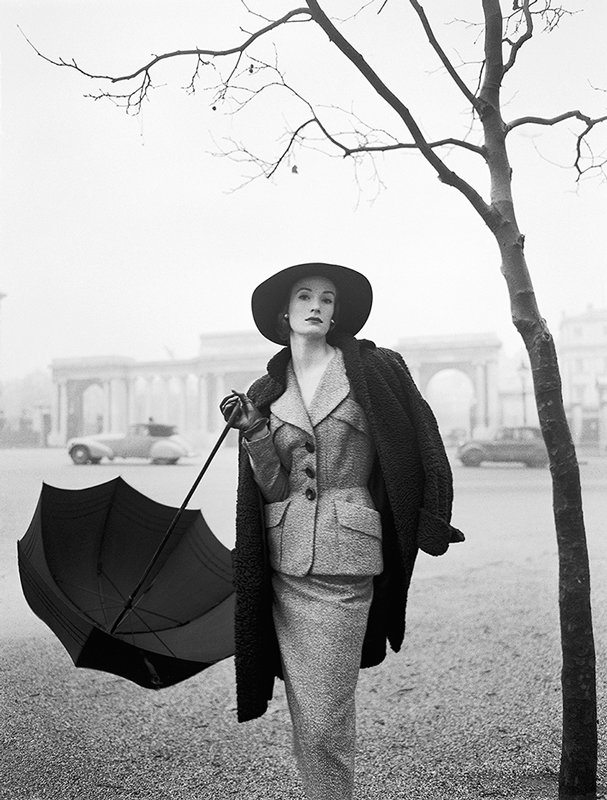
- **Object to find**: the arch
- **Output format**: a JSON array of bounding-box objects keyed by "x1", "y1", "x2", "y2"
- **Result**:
[
  {"x1": 396, "y1": 333, "x2": 502, "y2": 435},
  {"x1": 425, "y1": 368, "x2": 475, "y2": 439},
  {"x1": 81, "y1": 382, "x2": 105, "y2": 435}
]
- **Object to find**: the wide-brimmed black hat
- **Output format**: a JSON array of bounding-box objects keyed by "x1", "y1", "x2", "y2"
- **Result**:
[{"x1": 251, "y1": 262, "x2": 373, "y2": 345}]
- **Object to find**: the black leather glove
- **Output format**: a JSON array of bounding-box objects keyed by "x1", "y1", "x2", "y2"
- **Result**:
[{"x1": 219, "y1": 390, "x2": 268, "y2": 438}]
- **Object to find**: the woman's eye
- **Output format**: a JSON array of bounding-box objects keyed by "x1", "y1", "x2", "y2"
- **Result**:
[
  {"x1": 322, "y1": 297, "x2": 333, "y2": 304},
  {"x1": 298, "y1": 293, "x2": 309, "y2": 301}
]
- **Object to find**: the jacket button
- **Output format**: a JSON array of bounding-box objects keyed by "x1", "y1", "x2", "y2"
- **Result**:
[
  {"x1": 305, "y1": 488, "x2": 316, "y2": 501},
  {"x1": 305, "y1": 441, "x2": 315, "y2": 453},
  {"x1": 305, "y1": 467, "x2": 315, "y2": 478}
]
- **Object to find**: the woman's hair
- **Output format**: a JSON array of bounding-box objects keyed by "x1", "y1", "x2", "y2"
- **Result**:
[{"x1": 274, "y1": 285, "x2": 341, "y2": 343}]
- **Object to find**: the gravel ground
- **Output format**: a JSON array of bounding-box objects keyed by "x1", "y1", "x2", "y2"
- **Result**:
[
  {"x1": 2, "y1": 560, "x2": 605, "y2": 800},
  {"x1": 1, "y1": 451, "x2": 606, "y2": 800}
]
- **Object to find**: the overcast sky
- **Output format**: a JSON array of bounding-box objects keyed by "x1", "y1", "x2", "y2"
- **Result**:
[{"x1": 1, "y1": 0, "x2": 606, "y2": 381}]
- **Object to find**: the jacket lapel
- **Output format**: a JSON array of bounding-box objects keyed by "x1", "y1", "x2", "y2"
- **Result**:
[
  {"x1": 308, "y1": 348, "x2": 350, "y2": 428},
  {"x1": 270, "y1": 362, "x2": 313, "y2": 435}
]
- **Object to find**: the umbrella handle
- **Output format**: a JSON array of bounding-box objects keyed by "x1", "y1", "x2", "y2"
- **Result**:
[{"x1": 109, "y1": 402, "x2": 242, "y2": 635}]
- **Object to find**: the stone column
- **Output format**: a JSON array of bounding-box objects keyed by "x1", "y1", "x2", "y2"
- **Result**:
[
  {"x1": 161, "y1": 377, "x2": 172, "y2": 422},
  {"x1": 48, "y1": 380, "x2": 62, "y2": 446},
  {"x1": 474, "y1": 362, "x2": 488, "y2": 435},
  {"x1": 144, "y1": 376, "x2": 155, "y2": 421},
  {"x1": 58, "y1": 381, "x2": 69, "y2": 444},
  {"x1": 113, "y1": 378, "x2": 129, "y2": 431},
  {"x1": 486, "y1": 359, "x2": 500, "y2": 431},
  {"x1": 109, "y1": 379, "x2": 118, "y2": 432},
  {"x1": 597, "y1": 379, "x2": 607, "y2": 454},
  {"x1": 102, "y1": 381, "x2": 111, "y2": 432},
  {"x1": 178, "y1": 375, "x2": 188, "y2": 433},
  {"x1": 127, "y1": 378, "x2": 138, "y2": 426},
  {"x1": 198, "y1": 374, "x2": 209, "y2": 437},
  {"x1": 212, "y1": 372, "x2": 227, "y2": 432}
]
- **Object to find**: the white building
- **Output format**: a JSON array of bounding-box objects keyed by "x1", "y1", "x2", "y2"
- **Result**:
[{"x1": 558, "y1": 306, "x2": 607, "y2": 451}]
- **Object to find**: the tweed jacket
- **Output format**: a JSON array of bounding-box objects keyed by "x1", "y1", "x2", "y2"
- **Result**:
[
  {"x1": 233, "y1": 334, "x2": 464, "y2": 723},
  {"x1": 244, "y1": 348, "x2": 383, "y2": 577}
]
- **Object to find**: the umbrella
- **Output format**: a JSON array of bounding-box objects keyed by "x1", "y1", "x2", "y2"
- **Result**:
[{"x1": 17, "y1": 417, "x2": 237, "y2": 690}]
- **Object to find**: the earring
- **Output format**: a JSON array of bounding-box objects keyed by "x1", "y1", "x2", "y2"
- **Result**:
[{"x1": 284, "y1": 313, "x2": 289, "y2": 319}]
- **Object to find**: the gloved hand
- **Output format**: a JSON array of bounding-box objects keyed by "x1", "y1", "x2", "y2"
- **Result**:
[{"x1": 219, "y1": 390, "x2": 268, "y2": 438}]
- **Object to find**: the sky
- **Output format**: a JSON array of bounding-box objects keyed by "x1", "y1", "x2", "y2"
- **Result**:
[{"x1": 1, "y1": 0, "x2": 606, "y2": 381}]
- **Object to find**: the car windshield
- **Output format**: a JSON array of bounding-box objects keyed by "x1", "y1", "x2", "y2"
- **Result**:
[
  {"x1": 128, "y1": 423, "x2": 177, "y2": 437},
  {"x1": 148, "y1": 424, "x2": 177, "y2": 437}
]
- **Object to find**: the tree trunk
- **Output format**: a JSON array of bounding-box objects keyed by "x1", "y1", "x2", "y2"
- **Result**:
[
  {"x1": 492, "y1": 216, "x2": 597, "y2": 799},
  {"x1": 477, "y1": 3, "x2": 597, "y2": 791}
]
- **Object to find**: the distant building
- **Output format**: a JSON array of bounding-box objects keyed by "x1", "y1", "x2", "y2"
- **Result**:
[
  {"x1": 46, "y1": 321, "x2": 607, "y2": 453},
  {"x1": 396, "y1": 333, "x2": 502, "y2": 437},
  {"x1": 49, "y1": 332, "x2": 276, "y2": 447},
  {"x1": 559, "y1": 306, "x2": 607, "y2": 451}
]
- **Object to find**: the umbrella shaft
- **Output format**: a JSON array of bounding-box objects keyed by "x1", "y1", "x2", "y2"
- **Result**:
[{"x1": 109, "y1": 405, "x2": 240, "y2": 635}]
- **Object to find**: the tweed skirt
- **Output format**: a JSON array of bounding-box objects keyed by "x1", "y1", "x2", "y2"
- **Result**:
[{"x1": 272, "y1": 571, "x2": 374, "y2": 800}]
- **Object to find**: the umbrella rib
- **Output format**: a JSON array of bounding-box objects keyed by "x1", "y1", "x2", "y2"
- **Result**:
[
  {"x1": 54, "y1": 576, "x2": 181, "y2": 657},
  {"x1": 55, "y1": 576, "x2": 126, "y2": 627},
  {"x1": 115, "y1": 607, "x2": 180, "y2": 658},
  {"x1": 56, "y1": 578, "x2": 123, "y2": 601},
  {"x1": 96, "y1": 569, "x2": 129, "y2": 628}
]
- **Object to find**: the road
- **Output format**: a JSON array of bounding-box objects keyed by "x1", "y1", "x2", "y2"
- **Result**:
[{"x1": 1, "y1": 447, "x2": 606, "y2": 799}]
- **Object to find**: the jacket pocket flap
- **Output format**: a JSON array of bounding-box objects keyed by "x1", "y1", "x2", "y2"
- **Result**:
[
  {"x1": 335, "y1": 500, "x2": 381, "y2": 539},
  {"x1": 264, "y1": 498, "x2": 291, "y2": 528}
]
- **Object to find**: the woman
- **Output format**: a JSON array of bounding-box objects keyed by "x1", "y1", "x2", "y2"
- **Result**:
[{"x1": 220, "y1": 262, "x2": 463, "y2": 800}]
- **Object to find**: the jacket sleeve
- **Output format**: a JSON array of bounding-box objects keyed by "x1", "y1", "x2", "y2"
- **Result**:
[
  {"x1": 379, "y1": 348, "x2": 465, "y2": 556},
  {"x1": 242, "y1": 432, "x2": 290, "y2": 504}
]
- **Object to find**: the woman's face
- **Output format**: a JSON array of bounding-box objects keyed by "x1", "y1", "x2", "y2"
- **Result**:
[{"x1": 287, "y1": 275, "x2": 337, "y2": 340}]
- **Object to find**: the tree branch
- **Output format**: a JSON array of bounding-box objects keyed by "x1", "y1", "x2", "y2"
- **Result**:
[
  {"x1": 479, "y1": 0, "x2": 504, "y2": 112},
  {"x1": 21, "y1": 10, "x2": 311, "y2": 83},
  {"x1": 19, "y1": 9, "x2": 313, "y2": 113},
  {"x1": 503, "y1": 0, "x2": 533, "y2": 73},
  {"x1": 506, "y1": 110, "x2": 607, "y2": 177},
  {"x1": 305, "y1": 0, "x2": 494, "y2": 224},
  {"x1": 506, "y1": 110, "x2": 607, "y2": 133},
  {"x1": 408, "y1": 0, "x2": 481, "y2": 111}
]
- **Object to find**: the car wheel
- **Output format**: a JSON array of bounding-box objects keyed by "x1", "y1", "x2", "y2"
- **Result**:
[
  {"x1": 70, "y1": 445, "x2": 91, "y2": 465},
  {"x1": 460, "y1": 450, "x2": 483, "y2": 467}
]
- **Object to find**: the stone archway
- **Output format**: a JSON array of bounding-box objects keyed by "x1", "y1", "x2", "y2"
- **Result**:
[
  {"x1": 396, "y1": 333, "x2": 502, "y2": 435},
  {"x1": 66, "y1": 379, "x2": 104, "y2": 440},
  {"x1": 49, "y1": 334, "x2": 277, "y2": 446},
  {"x1": 425, "y1": 368, "x2": 476, "y2": 438}
]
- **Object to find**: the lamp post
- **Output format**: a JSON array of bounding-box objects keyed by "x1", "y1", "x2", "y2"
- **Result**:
[{"x1": 518, "y1": 359, "x2": 529, "y2": 426}]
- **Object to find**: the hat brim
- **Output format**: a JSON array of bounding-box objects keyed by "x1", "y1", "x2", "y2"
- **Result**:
[{"x1": 251, "y1": 263, "x2": 373, "y2": 345}]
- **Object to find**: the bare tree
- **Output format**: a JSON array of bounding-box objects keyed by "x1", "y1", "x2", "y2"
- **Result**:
[{"x1": 29, "y1": 2, "x2": 603, "y2": 797}]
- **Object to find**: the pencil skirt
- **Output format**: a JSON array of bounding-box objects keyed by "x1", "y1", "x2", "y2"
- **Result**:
[{"x1": 272, "y1": 572, "x2": 374, "y2": 800}]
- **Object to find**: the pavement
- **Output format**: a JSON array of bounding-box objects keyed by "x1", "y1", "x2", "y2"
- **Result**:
[{"x1": 1, "y1": 447, "x2": 606, "y2": 800}]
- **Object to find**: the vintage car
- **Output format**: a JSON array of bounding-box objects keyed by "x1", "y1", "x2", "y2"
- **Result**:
[
  {"x1": 456, "y1": 426, "x2": 548, "y2": 468},
  {"x1": 67, "y1": 423, "x2": 195, "y2": 465}
]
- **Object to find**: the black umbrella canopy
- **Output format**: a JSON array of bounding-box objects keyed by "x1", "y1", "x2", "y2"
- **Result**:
[{"x1": 18, "y1": 476, "x2": 235, "y2": 689}]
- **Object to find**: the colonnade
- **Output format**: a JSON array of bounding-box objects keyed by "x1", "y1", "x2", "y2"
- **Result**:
[
  {"x1": 49, "y1": 372, "x2": 217, "y2": 446},
  {"x1": 49, "y1": 334, "x2": 276, "y2": 446}
]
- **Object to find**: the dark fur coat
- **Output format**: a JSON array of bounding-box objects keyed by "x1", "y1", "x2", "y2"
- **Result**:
[{"x1": 233, "y1": 334, "x2": 464, "y2": 723}]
